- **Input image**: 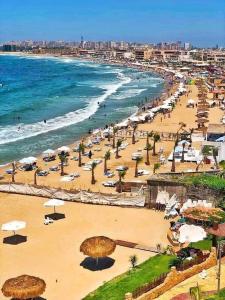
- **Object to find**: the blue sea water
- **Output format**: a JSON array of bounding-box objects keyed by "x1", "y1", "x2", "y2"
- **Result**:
[{"x1": 0, "y1": 54, "x2": 164, "y2": 164}]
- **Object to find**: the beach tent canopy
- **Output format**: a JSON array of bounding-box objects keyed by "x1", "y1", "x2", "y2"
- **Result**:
[
  {"x1": 57, "y1": 146, "x2": 70, "y2": 152},
  {"x1": 1, "y1": 220, "x2": 26, "y2": 234},
  {"x1": 178, "y1": 224, "x2": 206, "y2": 243},
  {"x1": 42, "y1": 149, "x2": 55, "y2": 156},
  {"x1": 2, "y1": 275, "x2": 46, "y2": 300},
  {"x1": 19, "y1": 157, "x2": 37, "y2": 164}
]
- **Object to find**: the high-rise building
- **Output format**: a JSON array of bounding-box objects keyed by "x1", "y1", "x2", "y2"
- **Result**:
[{"x1": 184, "y1": 42, "x2": 191, "y2": 50}]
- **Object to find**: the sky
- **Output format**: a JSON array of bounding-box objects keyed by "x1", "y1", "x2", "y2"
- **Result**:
[{"x1": 0, "y1": 0, "x2": 224, "y2": 47}]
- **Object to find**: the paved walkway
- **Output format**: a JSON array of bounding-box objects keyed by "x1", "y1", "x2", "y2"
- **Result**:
[{"x1": 115, "y1": 240, "x2": 159, "y2": 253}]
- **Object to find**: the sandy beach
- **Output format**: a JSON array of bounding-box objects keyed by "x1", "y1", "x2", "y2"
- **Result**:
[
  {"x1": 1, "y1": 81, "x2": 223, "y2": 194},
  {"x1": 0, "y1": 192, "x2": 169, "y2": 300}
]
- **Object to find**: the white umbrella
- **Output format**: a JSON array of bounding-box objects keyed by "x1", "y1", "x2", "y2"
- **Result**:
[
  {"x1": 178, "y1": 224, "x2": 206, "y2": 244},
  {"x1": 1, "y1": 221, "x2": 26, "y2": 235},
  {"x1": 44, "y1": 199, "x2": 65, "y2": 213},
  {"x1": 42, "y1": 149, "x2": 55, "y2": 156},
  {"x1": 19, "y1": 157, "x2": 37, "y2": 164},
  {"x1": 57, "y1": 146, "x2": 70, "y2": 153},
  {"x1": 178, "y1": 140, "x2": 190, "y2": 146},
  {"x1": 187, "y1": 99, "x2": 195, "y2": 105}
]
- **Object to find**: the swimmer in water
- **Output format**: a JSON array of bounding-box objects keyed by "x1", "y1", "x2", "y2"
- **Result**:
[{"x1": 44, "y1": 119, "x2": 47, "y2": 124}]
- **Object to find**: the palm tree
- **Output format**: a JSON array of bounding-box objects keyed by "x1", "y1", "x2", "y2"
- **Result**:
[
  {"x1": 118, "y1": 170, "x2": 126, "y2": 193},
  {"x1": 34, "y1": 167, "x2": 41, "y2": 185},
  {"x1": 146, "y1": 131, "x2": 153, "y2": 148},
  {"x1": 91, "y1": 161, "x2": 97, "y2": 184},
  {"x1": 153, "y1": 162, "x2": 161, "y2": 174},
  {"x1": 11, "y1": 162, "x2": 16, "y2": 183},
  {"x1": 135, "y1": 157, "x2": 142, "y2": 177},
  {"x1": 132, "y1": 124, "x2": 137, "y2": 144},
  {"x1": 129, "y1": 255, "x2": 138, "y2": 269},
  {"x1": 145, "y1": 143, "x2": 153, "y2": 165},
  {"x1": 171, "y1": 122, "x2": 186, "y2": 172},
  {"x1": 202, "y1": 145, "x2": 211, "y2": 163},
  {"x1": 58, "y1": 152, "x2": 67, "y2": 176},
  {"x1": 212, "y1": 147, "x2": 219, "y2": 169},
  {"x1": 116, "y1": 139, "x2": 122, "y2": 159},
  {"x1": 152, "y1": 133, "x2": 160, "y2": 156},
  {"x1": 104, "y1": 150, "x2": 111, "y2": 173},
  {"x1": 78, "y1": 143, "x2": 85, "y2": 167},
  {"x1": 112, "y1": 126, "x2": 118, "y2": 149},
  {"x1": 189, "y1": 128, "x2": 194, "y2": 146},
  {"x1": 181, "y1": 141, "x2": 186, "y2": 163}
]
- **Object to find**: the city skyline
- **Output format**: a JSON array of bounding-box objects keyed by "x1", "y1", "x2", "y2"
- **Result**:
[{"x1": 0, "y1": 0, "x2": 224, "y2": 47}]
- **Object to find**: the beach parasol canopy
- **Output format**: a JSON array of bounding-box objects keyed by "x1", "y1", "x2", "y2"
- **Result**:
[
  {"x1": 42, "y1": 149, "x2": 55, "y2": 156},
  {"x1": 57, "y1": 146, "x2": 70, "y2": 153},
  {"x1": 207, "y1": 223, "x2": 225, "y2": 237},
  {"x1": 80, "y1": 236, "x2": 116, "y2": 259},
  {"x1": 2, "y1": 274, "x2": 46, "y2": 299},
  {"x1": 187, "y1": 99, "x2": 195, "y2": 105},
  {"x1": 178, "y1": 224, "x2": 206, "y2": 244},
  {"x1": 178, "y1": 140, "x2": 190, "y2": 146},
  {"x1": 19, "y1": 157, "x2": 37, "y2": 164},
  {"x1": 1, "y1": 221, "x2": 26, "y2": 235},
  {"x1": 44, "y1": 199, "x2": 64, "y2": 213}
]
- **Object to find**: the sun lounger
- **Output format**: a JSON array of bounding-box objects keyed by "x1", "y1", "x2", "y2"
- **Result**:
[{"x1": 44, "y1": 217, "x2": 54, "y2": 225}]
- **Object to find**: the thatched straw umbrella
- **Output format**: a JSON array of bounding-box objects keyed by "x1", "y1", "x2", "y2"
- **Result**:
[
  {"x1": 80, "y1": 236, "x2": 116, "y2": 265},
  {"x1": 2, "y1": 275, "x2": 46, "y2": 299}
]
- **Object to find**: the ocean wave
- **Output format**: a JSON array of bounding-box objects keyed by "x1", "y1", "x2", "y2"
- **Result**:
[
  {"x1": 112, "y1": 88, "x2": 147, "y2": 100},
  {"x1": 115, "y1": 106, "x2": 138, "y2": 113},
  {"x1": 0, "y1": 72, "x2": 131, "y2": 145}
]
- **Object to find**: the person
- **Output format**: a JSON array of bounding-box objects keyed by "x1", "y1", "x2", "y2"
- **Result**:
[
  {"x1": 88, "y1": 150, "x2": 92, "y2": 159},
  {"x1": 44, "y1": 119, "x2": 47, "y2": 124}
]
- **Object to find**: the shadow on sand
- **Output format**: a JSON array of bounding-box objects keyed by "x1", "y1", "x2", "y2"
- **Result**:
[
  {"x1": 12, "y1": 297, "x2": 46, "y2": 300},
  {"x1": 80, "y1": 257, "x2": 115, "y2": 271},
  {"x1": 3, "y1": 234, "x2": 27, "y2": 245},
  {"x1": 45, "y1": 213, "x2": 65, "y2": 221}
]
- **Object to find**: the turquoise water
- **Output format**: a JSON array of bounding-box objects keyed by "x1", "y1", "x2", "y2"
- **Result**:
[{"x1": 0, "y1": 54, "x2": 164, "y2": 164}]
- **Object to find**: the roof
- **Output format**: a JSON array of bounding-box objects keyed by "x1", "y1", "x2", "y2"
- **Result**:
[
  {"x1": 207, "y1": 223, "x2": 225, "y2": 237},
  {"x1": 207, "y1": 124, "x2": 225, "y2": 134}
]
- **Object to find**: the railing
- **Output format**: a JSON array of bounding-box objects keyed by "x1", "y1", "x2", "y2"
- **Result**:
[
  {"x1": 132, "y1": 272, "x2": 168, "y2": 299},
  {"x1": 176, "y1": 254, "x2": 210, "y2": 272}
]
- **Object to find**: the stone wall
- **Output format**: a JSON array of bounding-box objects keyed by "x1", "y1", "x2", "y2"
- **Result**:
[
  {"x1": 146, "y1": 178, "x2": 223, "y2": 208},
  {"x1": 124, "y1": 248, "x2": 217, "y2": 300}
]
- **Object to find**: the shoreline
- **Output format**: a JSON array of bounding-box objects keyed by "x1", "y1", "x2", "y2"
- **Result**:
[{"x1": 0, "y1": 52, "x2": 170, "y2": 165}]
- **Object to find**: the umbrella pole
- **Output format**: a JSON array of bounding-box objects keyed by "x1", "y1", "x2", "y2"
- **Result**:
[
  {"x1": 54, "y1": 206, "x2": 56, "y2": 213},
  {"x1": 13, "y1": 230, "x2": 15, "y2": 235},
  {"x1": 96, "y1": 257, "x2": 99, "y2": 266}
]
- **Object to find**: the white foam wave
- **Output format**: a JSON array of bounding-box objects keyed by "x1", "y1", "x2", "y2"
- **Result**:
[
  {"x1": 0, "y1": 72, "x2": 131, "y2": 145},
  {"x1": 113, "y1": 88, "x2": 147, "y2": 100}
]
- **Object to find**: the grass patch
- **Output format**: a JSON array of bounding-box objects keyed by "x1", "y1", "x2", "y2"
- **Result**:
[
  {"x1": 204, "y1": 288, "x2": 225, "y2": 299},
  {"x1": 189, "y1": 238, "x2": 212, "y2": 251},
  {"x1": 181, "y1": 174, "x2": 225, "y2": 193},
  {"x1": 83, "y1": 254, "x2": 174, "y2": 300}
]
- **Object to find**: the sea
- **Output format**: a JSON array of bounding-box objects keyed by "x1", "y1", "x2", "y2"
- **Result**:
[{"x1": 0, "y1": 54, "x2": 164, "y2": 164}]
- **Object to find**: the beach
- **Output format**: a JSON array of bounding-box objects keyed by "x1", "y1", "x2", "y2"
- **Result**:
[
  {"x1": 1, "y1": 79, "x2": 223, "y2": 194},
  {"x1": 0, "y1": 192, "x2": 169, "y2": 300}
]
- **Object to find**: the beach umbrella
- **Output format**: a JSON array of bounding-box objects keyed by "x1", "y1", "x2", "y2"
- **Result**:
[
  {"x1": 195, "y1": 118, "x2": 209, "y2": 123},
  {"x1": 42, "y1": 149, "x2": 55, "y2": 156},
  {"x1": 57, "y1": 146, "x2": 70, "y2": 153},
  {"x1": 187, "y1": 99, "x2": 195, "y2": 105},
  {"x1": 178, "y1": 224, "x2": 206, "y2": 244},
  {"x1": 178, "y1": 140, "x2": 190, "y2": 146},
  {"x1": 2, "y1": 275, "x2": 46, "y2": 299},
  {"x1": 174, "y1": 145, "x2": 183, "y2": 153},
  {"x1": 19, "y1": 157, "x2": 37, "y2": 164},
  {"x1": 80, "y1": 236, "x2": 116, "y2": 264},
  {"x1": 1, "y1": 221, "x2": 26, "y2": 235},
  {"x1": 44, "y1": 199, "x2": 64, "y2": 213}
]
